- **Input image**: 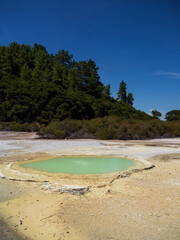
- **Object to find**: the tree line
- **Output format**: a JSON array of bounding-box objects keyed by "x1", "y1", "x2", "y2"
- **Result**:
[{"x1": 0, "y1": 42, "x2": 152, "y2": 124}]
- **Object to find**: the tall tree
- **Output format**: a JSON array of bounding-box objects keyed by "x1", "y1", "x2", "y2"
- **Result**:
[
  {"x1": 117, "y1": 80, "x2": 127, "y2": 102},
  {"x1": 76, "y1": 59, "x2": 103, "y2": 97}
]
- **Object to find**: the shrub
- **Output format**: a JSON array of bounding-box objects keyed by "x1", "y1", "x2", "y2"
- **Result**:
[{"x1": 25, "y1": 117, "x2": 180, "y2": 140}]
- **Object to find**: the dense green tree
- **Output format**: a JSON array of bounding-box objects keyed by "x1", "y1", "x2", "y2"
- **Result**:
[
  {"x1": 76, "y1": 59, "x2": 103, "y2": 97},
  {"x1": 165, "y1": 110, "x2": 180, "y2": 121},
  {"x1": 20, "y1": 64, "x2": 32, "y2": 81},
  {"x1": 54, "y1": 50, "x2": 73, "y2": 68},
  {"x1": 52, "y1": 63, "x2": 66, "y2": 87}
]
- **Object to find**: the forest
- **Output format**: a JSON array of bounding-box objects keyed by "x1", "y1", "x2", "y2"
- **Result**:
[{"x1": 0, "y1": 42, "x2": 179, "y2": 139}]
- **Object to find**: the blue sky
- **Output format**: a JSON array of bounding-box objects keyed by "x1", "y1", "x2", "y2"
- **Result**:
[{"x1": 1, "y1": 0, "x2": 180, "y2": 118}]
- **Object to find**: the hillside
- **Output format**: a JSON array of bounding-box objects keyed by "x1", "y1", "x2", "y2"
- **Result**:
[
  {"x1": 0, "y1": 42, "x2": 151, "y2": 124},
  {"x1": 0, "y1": 42, "x2": 179, "y2": 140}
]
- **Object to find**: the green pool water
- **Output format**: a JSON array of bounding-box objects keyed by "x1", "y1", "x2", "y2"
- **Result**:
[{"x1": 21, "y1": 157, "x2": 136, "y2": 174}]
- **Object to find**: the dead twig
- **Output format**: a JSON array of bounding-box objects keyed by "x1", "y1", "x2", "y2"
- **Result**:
[{"x1": 40, "y1": 214, "x2": 56, "y2": 221}]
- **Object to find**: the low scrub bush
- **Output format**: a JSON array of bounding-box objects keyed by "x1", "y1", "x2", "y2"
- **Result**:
[
  {"x1": 2, "y1": 117, "x2": 179, "y2": 140},
  {"x1": 38, "y1": 117, "x2": 180, "y2": 140}
]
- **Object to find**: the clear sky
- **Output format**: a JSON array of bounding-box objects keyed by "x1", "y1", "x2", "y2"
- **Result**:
[{"x1": 1, "y1": 0, "x2": 180, "y2": 118}]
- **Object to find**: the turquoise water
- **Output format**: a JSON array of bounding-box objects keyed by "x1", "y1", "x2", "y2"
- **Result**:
[{"x1": 21, "y1": 156, "x2": 136, "y2": 174}]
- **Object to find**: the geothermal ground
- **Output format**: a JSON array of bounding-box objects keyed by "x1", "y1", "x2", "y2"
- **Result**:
[{"x1": 0, "y1": 131, "x2": 180, "y2": 240}]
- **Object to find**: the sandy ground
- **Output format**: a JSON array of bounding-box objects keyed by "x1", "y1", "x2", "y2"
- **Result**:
[{"x1": 0, "y1": 131, "x2": 180, "y2": 240}]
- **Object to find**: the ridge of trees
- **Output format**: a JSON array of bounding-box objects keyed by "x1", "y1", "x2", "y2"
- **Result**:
[{"x1": 0, "y1": 42, "x2": 152, "y2": 124}]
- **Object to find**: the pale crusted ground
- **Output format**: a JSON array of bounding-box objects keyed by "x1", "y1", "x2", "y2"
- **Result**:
[{"x1": 0, "y1": 132, "x2": 180, "y2": 240}]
